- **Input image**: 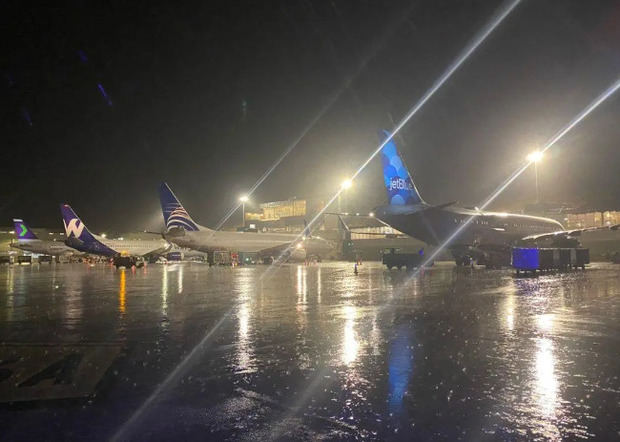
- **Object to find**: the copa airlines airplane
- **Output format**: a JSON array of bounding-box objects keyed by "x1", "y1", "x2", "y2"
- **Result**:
[
  {"x1": 373, "y1": 130, "x2": 617, "y2": 266},
  {"x1": 10, "y1": 219, "x2": 74, "y2": 256},
  {"x1": 60, "y1": 204, "x2": 170, "y2": 266},
  {"x1": 159, "y1": 183, "x2": 333, "y2": 260}
]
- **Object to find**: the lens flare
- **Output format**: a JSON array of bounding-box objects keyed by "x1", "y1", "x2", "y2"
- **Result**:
[
  {"x1": 351, "y1": 0, "x2": 521, "y2": 183},
  {"x1": 261, "y1": 0, "x2": 522, "y2": 279},
  {"x1": 213, "y1": 3, "x2": 422, "y2": 231},
  {"x1": 214, "y1": 105, "x2": 333, "y2": 230},
  {"x1": 527, "y1": 151, "x2": 543, "y2": 163},
  {"x1": 111, "y1": 311, "x2": 231, "y2": 441},
  {"x1": 97, "y1": 83, "x2": 113, "y2": 107}
]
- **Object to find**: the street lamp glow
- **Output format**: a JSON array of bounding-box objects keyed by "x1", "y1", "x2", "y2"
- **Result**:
[
  {"x1": 527, "y1": 151, "x2": 543, "y2": 163},
  {"x1": 239, "y1": 196, "x2": 249, "y2": 228},
  {"x1": 341, "y1": 179, "x2": 352, "y2": 190},
  {"x1": 527, "y1": 150, "x2": 543, "y2": 204},
  {"x1": 101, "y1": 233, "x2": 107, "y2": 238}
]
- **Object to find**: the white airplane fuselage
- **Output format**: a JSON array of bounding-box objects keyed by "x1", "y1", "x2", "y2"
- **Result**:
[
  {"x1": 165, "y1": 228, "x2": 332, "y2": 257},
  {"x1": 65, "y1": 234, "x2": 170, "y2": 258},
  {"x1": 11, "y1": 239, "x2": 74, "y2": 256}
]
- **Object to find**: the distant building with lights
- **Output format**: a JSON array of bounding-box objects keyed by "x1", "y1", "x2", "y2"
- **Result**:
[
  {"x1": 242, "y1": 198, "x2": 425, "y2": 259},
  {"x1": 563, "y1": 211, "x2": 620, "y2": 229},
  {"x1": 521, "y1": 202, "x2": 620, "y2": 230},
  {"x1": 244, "y1": 197, "x2": 326, "y2": 232}
]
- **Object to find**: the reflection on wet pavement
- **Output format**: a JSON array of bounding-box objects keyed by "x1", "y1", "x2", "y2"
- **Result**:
[{"x1": 0, "y1": 262, "x2": 619, "y2": 440}]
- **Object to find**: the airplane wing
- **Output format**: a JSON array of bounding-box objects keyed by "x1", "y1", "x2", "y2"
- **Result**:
[{"x1": 520, "y1": 224, "x2": 619, "y2": 242}]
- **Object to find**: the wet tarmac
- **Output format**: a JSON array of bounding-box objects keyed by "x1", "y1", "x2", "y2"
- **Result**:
[{"x1": 0, "y1": 261, "x2": 619, "y2": 441}]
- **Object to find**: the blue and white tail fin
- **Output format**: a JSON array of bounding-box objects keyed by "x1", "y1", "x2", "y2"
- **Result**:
[
  {"x1": 379, "y1": 130, "x2": 425, "y2": 206},
  {"x1": 60, "y1": 204, "x2": 99, "y2": 243},
  {"x1": 159, "y1": 183, "x2": 201, "y2": 232},
  {"x1": 13, "y1": 219, "x2": 38, "y2": 240}
]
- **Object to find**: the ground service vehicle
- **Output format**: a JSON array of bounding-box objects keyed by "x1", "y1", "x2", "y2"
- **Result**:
[
  {"x1": 382, "y1": 248, "x2": 431, "y2": 270},
  {"x1": 113, "y1": 255, "x2": 145, "y2": 268},
  {"x1": 17, "y1": 255, "x2": 32, "y2": 265}
]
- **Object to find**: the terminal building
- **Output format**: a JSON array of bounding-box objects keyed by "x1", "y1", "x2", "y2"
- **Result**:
[
  {"x1": 519, "y1": 204, "x2": 620, "y2": 259},
  {"x1": 521, "y1": 203, "x2": 620, "y2": 229},
  {"x1": 242, "y1": 198, "x2": 620, "y2": 261},
  {"x1": 563, "y1": 211, "x2": 620, "y2": 229},
  {"x1": 242, "y1": 197, "x2": 427, "y2": 260},
  {"x1": 244, "y1": 197, "x2": 325, "y2": 233}
]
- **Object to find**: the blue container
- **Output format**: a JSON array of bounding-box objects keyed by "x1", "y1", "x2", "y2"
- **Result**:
[
  {"x1": 512, "y1": 248, "x2": 539, "y2": 270},
  {"x1": 166, "y1": 252, "x2": 183, "y2": 261}
]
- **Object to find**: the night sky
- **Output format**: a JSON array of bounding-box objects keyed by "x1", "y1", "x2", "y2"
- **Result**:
[{"x1": 3, "y1": 1, "x2": 620, "y2": 232}]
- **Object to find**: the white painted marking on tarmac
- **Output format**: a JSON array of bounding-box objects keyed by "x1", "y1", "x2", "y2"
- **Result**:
[{"x1": 0, "y1": 344, "x2": 120, "y2": 402}]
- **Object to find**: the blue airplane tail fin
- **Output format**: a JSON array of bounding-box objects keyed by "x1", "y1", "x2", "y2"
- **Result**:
[
  {"x1": 13, "y1": 219, "x2": 38, "y2": 240},
  {"x1": 379, "y1": 130, "x2": 425, "y2": 206},
  {"x1": 159, "y1": 183, "x2": 201, "y2": 232}
]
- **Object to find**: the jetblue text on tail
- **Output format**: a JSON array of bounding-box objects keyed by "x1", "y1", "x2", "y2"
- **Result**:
[{"x1": 380, "y1": 130, "x2": 424, "y2": 206}]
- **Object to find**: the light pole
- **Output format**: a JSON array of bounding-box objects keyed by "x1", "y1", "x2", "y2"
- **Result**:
[
  {"x1": 340, "y1": 179, "x2": 352, "y2": 213},
  {"x1": 526, "y1": 151, "x2": 543, "y2": 204},
  {"x1": 239, "y1": 195, "x2": 249, "y2": 228}
]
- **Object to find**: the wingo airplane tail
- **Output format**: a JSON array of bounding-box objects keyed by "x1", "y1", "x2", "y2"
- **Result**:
[
  {"x1": 60, "y1": 204, "x2": 98, "y2": 243},
  {"x1": 12, "y1": 219, "x2": 38, "y2": 240},
  {"x1": 60, "y1": 204, "x2": 118, "y2": 256},
  {"x1": 380, "y1": 130, "x2": 425, "y2": 206},
  {"x1": 159, "y1": 183, "x2": 201, "y2": 232}
]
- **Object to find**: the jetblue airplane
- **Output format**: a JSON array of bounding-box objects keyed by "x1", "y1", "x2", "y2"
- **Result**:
[
  {"x1": 373, "y1": 130, "x2": 570, "y2": 266},
  {"x1": 60, "y1": 204, "x2": 170, "y2": 265},
  {"x1": 10, "y1": 219, "x2": 74, "y2": 256},
  {"x1": 159, "y1": 183, "x2": 333, "y2": 260}
]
